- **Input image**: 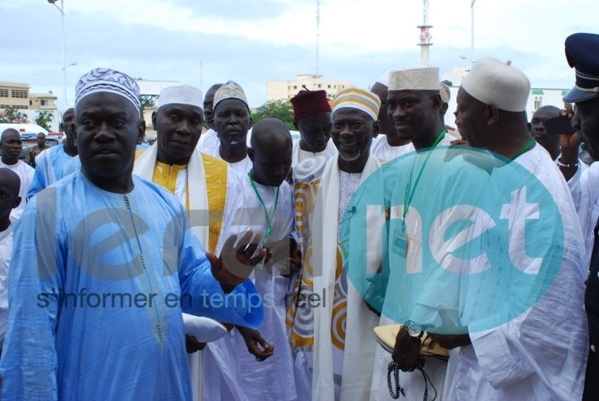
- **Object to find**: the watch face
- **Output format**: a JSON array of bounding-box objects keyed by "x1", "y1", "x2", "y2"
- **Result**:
[{"x1": 406, "y1": 322, "x2": 422, "y2": 337}]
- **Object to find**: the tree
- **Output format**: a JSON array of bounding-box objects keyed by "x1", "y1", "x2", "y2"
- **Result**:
[
  {"x1": 35, "y1": 111, "x2": 53, "y2": 132},
  {"x1": 140, "y1": 95, "x2": 157, "y2": 115},
  {"x1": 250, "y1": 100, "x2": 295, "y2": 130},
  {"x1": 0, "y1": 106, "x2": 26, "y2": 123}
]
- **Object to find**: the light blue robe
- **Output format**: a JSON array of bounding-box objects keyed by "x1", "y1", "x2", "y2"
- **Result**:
[
  {"x1": 0, "y1": 172, "x2": 263, "y2": 401},
  {"x1": 27, "y1": 144, "x2": 75, "y2": 199}
]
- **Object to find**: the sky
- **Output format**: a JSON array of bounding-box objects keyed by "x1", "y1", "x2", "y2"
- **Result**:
[{"x1": 1, "y1": 0, "x2": 598, "y2": 110}]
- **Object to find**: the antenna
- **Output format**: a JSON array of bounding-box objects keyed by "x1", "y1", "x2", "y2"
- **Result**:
[
  {"x1": 417, "y1": 0, "x2": 433, "y2": 66},
  {"x1": 316, "y1": 0, "x2": 320, "y2": 75}
]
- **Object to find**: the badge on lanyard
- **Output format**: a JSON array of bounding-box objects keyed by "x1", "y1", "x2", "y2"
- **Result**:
[{"x1": 392, "y1": 222, "x2": 408, "y2": 257}]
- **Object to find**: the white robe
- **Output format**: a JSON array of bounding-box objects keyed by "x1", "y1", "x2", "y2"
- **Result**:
[
  {"x1": 370, "y1": 135, "x2": 414, "y2": 163},
  {"x1": 291, "y1": 138, "x2": 338, "y2": 167},
  {"x1": 198, "y1": 129, "x2": 252, "y2": 175},
  {"x1": 447, "y1": 145, "x2": 588, "y2": 400},
  {"x1": 291, "y1": 154, "x2": 382, "y2": 401},
  {"x1": 0, "y1": 217, "x2": 15, "y2": 349},
  {"x1": 0, "y1": 160, "x2": 33, "y2": 217},
  {"x1": 204, "y1": 177, "x2": 298, "y2": 401},
  {"x1": 134, "y1": 144, "x2": 245, "y2": 401},
  {"x1": 369, "y1": 140, "x2": 484, "y2": 401}
]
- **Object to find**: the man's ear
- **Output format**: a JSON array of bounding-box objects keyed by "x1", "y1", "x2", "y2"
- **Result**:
[
  {"x1": 71, "y1": 123, "x2": 77, "y2": 145},
  {"x1": 486, "y1": 105, "x2": 500, "y2": 125},
  {"x1": 137, "y1": 119, "x2": 146, "y2": 140},
  {"x1": 151, "y1": 111, "x2": 157, "y2": 130},
  {"x1": 372, "y1": 120, "x2": 381, "y2": 137},
  {"x1": 248, "y1": 116, "x2": 254, "y2": 129},
  {"x1": 247, "y1": 147, "x2": 255, "y2": 162},
  {"x1": 13, "y1": 196, "x2": 21, "y2": 209},
  {"x1": 432, "y1": 94, "x2": 443, "y2": 110}
]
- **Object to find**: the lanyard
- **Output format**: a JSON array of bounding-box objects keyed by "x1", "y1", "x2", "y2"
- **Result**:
[
  {"x1": 509, "y1": 138, "x2": 536, "y2": 161},
  {"x1": 247, "y1": 170, "x2": 280, "y2": 242},
  {"x1": 402, "y1": 131, "x2": 446, "y2": 221}
]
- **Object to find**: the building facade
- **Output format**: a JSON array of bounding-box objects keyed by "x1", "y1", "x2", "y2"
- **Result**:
[
  {"x1": 0, "y1": 81, "x2": 30, "y2": 110},
  {"x1": 29, "y1": 92, "x2": 58, "y2": 110},
  {"x1": 266, "y1": 74, "x2": 353, "y2": 102}
]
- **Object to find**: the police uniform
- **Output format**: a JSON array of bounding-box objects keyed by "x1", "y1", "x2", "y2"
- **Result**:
[{"x1": 563, "y1": 32, "x2": 599, "y2": 401}]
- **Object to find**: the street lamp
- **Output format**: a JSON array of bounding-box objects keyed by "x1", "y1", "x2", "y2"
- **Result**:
[
  {"x1": 47, "y1": 0, "x2": 73, "y2": 106},
  {"x1": 459, "y1": 55, "x2": 475, "y2": 64}
]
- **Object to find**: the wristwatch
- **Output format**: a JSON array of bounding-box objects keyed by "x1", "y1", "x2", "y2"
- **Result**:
[{"x1": 405, "y1": 320, "x2": 423, "y2": 338}]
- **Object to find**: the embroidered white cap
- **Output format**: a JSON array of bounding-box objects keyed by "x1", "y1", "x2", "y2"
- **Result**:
[{"x1": 389, "y1": 66, "x2": 440, "y2": 91}]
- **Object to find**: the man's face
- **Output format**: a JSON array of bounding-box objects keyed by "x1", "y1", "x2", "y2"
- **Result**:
[
  {"x1": 63, "y1": 108, "x2": 76, "y2": 143},
  {"x1": 203, "y1": 85, "x2": 221, "y2": 129},
  {"x1": 75, "y1": 92, "x2": 141, "y2": 181},
  {"x1": 371, "y1": 83, "x2": 395, "y2": 137},
  {"x1": 213, "y1": 99, "x2": 251, "y2": 147},
  {"x1": 572, "y1": 97, "x2": 599, "y2": 160},
  {"x1": 0, "y1": 173, "x2": 20, "y2": 220},
  {"x1": 386, "y1": 90, "x2": 438, "y2": 142},
  {"x1": 36, "y1": 133, "x2": 46, "y2": 147},
  {"x1": 331, "y1": 108, "x2": 373, "y2": 165},
  {"x1": 156, "y1": 104, "x2": 204, "y2": 164},
  {"x1": 0, "y1": 130, "x2": 23, "y2": 163},
  {"x1": 530, "y1": 107, "x2": 560, "y2": 155},
  {"x1": 454, "y1": 87, "x2": 488, "y2": 148},
  {"x1": 250, "y1": 140, "x2": 292, "y2": 187},
  {"x1": 296, "y1": 112, "x2": 331, "y2": 152}
]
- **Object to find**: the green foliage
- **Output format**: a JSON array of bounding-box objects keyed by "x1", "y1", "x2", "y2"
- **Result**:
[
  {"x1": 0, "y1": 106, "x2": 26, "y2": 123},
  {"x1": 140, "y1": 95, "x2": 157, "y2": 115},
  {"x1": 35, "y1": 111, "x2": 53, "y2": 132},
  {"x1": 250, "y1": 100, "x2": 295, "y2": 130}
]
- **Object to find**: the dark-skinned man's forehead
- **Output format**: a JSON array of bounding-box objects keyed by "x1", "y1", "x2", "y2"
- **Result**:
[
  {"x1": 0, "y1": 168, "x2": 21, "y2": 195},
  {"x1": 214, "y1": 98, "x2": 249, "y2": 114},
  {"x1": 158, "y1": 103, "x2": 203, "y2": 117},
  {"x1": 387, "y1": 89, "x2": 438, "y2": 101},
  {"x1": 251, "y1": 119, "x2": 292, "y2": 148},
  {"x1": 332, "y1": 108, "x2": 372, "y2": 123},
  {"x1": 1, "y1": 129, "x2": 20, "y2": 140}
]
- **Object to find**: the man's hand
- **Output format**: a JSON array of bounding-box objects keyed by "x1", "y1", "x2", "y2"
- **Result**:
[
  {"x1": 237, "y1": 326, "x2": 275, "y2": 362},
  {"x1": 391, "y1": 326, "x2": 421, "y2": 371},
  {"x1": 207, "y1": 231, "x2": 268, "y2": 292},
  {"x1": 185, "y1": 334, "x2": 206, "y2": 353},
  {"x1": 281, "y1": 247, "x2": 302, "y2": 278}
]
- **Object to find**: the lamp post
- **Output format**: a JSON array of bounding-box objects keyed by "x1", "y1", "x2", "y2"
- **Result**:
[{"x1": 47, "y1": 0, "x2": 75, "y2": 107}]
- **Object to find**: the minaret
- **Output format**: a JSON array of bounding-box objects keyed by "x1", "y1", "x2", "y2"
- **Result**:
[{"x1": 417, "y1": 0, "x2": 433, "y2": 66}]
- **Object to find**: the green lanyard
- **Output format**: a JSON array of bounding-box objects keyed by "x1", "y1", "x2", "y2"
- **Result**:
[
  {"x1": 509, "y1": 138, "x2": 536, "y2": 161},
  {"x1": 247, "y1": 170, "x2": 280, "y2": 242},
  {"x1": 402, "y1": 131, "x2": 446, "y2": 221}
]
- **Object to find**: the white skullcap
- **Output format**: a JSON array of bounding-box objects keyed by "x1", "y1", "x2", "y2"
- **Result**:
[
  {"x1": 375, "y1": 70, "x2": 391, "y2": 87},
  {"x1": 157, "y1": 85, "x2": 203, "y2": 110},
  {"x1": 461, "y1": 57, "x2": 530, "y2": 112},
  {"x1": 389, "y1": 66, "x2": 440, "y2": 91},
  {"x1": 333, "y1": 87, "x2": 381, "y2": 121}
]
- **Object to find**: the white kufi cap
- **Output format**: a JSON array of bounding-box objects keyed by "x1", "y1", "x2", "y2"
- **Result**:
[
  {"x1": 157, "y1": 85, "x2": 204, "y2": 110},
  {"x1": 461, "y1": 57, "x2": 530, "y2": 112},
  {"x1": 389, "y1": 66, "x2": 440, "y2": 91}
]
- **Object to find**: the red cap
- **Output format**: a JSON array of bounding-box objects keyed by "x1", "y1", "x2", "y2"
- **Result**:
[{"x1": 290, "y1": 89, "x2": 331, "y2": 119}]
